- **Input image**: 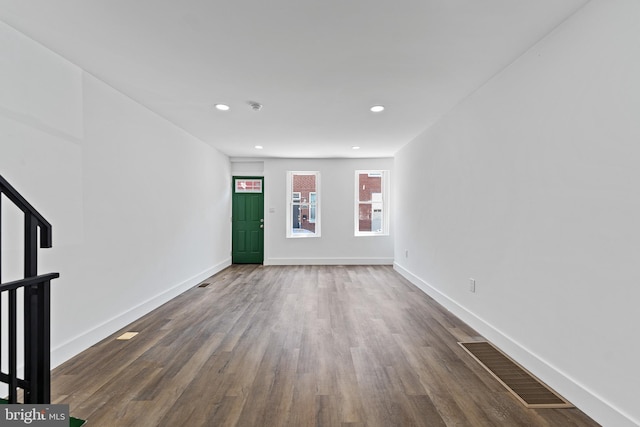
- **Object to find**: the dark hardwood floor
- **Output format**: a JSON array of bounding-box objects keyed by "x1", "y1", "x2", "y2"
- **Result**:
[{"x1": 52, "y1": 265, "x2": 599, "y2": 426}]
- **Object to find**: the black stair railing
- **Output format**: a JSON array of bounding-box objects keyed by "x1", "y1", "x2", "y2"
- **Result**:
[{"x1": 0, "y1": 174, "x2": 59, "y2": 404}]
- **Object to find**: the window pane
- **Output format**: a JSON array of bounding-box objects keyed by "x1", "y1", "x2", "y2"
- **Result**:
[
  {"x1": 358, "y1": 173, "x2": 382, "y2": 202},
  {"x1": 359, "y1": 203, "x2": 384, "y2": 233},
  {"x1": 291, "y1": 173, "x2": 317, "y2": 234},
  {"x1": 235, "y1": 179, "x2": 262, "y2": 193},
  {"x1": 355, "y1": 170, "x2": 388, "y2": 235},
  {"x1": 371, "y1": 206, "x2": 383, "y2": 232},
  {"x1": 358, "y1": 203, "x2": 373, "y2": 232},
  {"x1": 309, "y1": 192, "x2": 316, "y2": 223},
  {"x1": 287, "y1": 171, "x2": 320, "y2": 238},
  {"x1": 293, "y1": 174, "x2": 316, "y2": 197},
  {"x1": 291, "y1": 203, "x2": 315, "y2": 234}
]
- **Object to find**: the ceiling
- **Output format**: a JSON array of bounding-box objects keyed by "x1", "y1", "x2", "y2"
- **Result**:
[{"x1": 0, "y1": 0, "x2": 588, "y2": 159}]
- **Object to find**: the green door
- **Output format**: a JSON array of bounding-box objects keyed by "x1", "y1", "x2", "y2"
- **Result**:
[{"x1": 232, "y1": 177, "x2": 264, "y2": 264}]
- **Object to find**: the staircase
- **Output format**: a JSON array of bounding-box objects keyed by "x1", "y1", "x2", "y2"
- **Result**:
[{"x1": 0, "y1": 174, "x2": 59, "y2": 404}]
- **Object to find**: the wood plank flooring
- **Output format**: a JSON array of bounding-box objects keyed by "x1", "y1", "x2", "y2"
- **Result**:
[{"x1": 51, "y1": 265, "x2": 600, "y2": 426}]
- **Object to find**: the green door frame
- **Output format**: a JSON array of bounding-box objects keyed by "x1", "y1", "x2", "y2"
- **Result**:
[{"x1": 232, "y1": 176, "x2": 264, "y2": 264}]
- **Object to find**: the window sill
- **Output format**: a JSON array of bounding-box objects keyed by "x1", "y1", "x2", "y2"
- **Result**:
[{"x1": 287, "y1": 231, "x2": 321, "y2": 238}]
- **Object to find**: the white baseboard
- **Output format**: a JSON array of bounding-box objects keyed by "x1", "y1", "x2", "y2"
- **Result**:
[
  {"x1": 265, "y1": 257, "x2": 393, "y2": 266},
  {"x1": 393, "y1": 262, "x2": 639, "y2": 427},
  {"x1": 51, "y1": 258, "x2": 231, "y2": 368}
]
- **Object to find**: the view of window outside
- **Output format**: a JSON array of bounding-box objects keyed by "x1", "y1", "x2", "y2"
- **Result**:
[
  {"x1": 356, "y1": 171, "x2": 387, "y2": 235},
  {"x1": 289, "y1": 172, "x2": 319, "y2": 237}
]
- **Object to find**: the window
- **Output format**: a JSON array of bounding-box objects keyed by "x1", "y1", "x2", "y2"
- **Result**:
[
  {"x1": 287, "y1": 171, "x2": 320, "y2": 238},
  {"x1": 355, "y1": 170, "x2": 389, "y2": 236},
  {"x1": 309, "y1": 192, "x2": 316, "y2": 223},
  {"x1": 235, "y1": 178, "x2": 262, "y2": 193}
]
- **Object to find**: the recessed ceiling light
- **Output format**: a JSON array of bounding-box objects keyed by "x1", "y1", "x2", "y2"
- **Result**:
[
  {"x1": 214, "y1": 104, "x2": 230, "y2": 111},
  {"x1": 370, "y1": 105, "x2": 385, "y2": 113},
  {"x1": 255, "y1": 145, "x2": 263, "y2": 149},
  {"x1": 352, "y1": 146, "x2": 361, "y2": 150}
]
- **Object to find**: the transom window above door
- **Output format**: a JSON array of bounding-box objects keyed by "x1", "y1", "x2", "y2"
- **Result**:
[{"x1": 235, "y1": 179, "x2": 262, "y2": 193}]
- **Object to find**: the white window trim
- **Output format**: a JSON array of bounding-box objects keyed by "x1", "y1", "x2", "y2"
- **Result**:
[
  {"x1": 286, "y1": 171, "x2": 321, "y2": 238},
  {"x1": 355, "y1": 170, "x2": 390, "y2": 236}
]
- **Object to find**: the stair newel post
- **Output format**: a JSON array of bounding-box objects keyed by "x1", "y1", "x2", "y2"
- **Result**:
[
  {"x1": 24, "y1": 212, "x2": 39, "y2": 403},
  {"x1": 28, "y1": 278, "x2": 50, "y2": 404},
  {"x1": 29, "y1": 274, "x2": 52, "y2": 404},
  {"x1": 39, "y1": 277, "x2": 52, "y2": 403}
]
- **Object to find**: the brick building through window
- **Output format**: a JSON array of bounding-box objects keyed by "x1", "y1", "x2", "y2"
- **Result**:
[
  {"x1": 292, "y1": 174, "x2": 316, "y2": 233},
  {"x1": 358, "y1": 173, "x2": 383, "y2": 232}
]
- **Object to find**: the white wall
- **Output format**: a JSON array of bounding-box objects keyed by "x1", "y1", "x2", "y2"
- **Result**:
[
  {"x1": 393, "y1": 1, "x2": 640, "y2": 426},
  {"x1": 264, "y1": 158, "x2": 393, "y2": 265},
  {"x1": 0, "y1": 21, "x2": 231, "y2": 368},
  {"x1": 230, "y1": 160, "x2": 264, "y2": 177}
]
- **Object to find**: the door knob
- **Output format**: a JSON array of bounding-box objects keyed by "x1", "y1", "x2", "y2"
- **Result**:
[{"x1": 260, "y1": 224, "x2": 264, "y2": 229}]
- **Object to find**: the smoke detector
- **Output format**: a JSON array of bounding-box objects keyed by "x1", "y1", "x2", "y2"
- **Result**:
[{"x1": 248, "y1": 101, "x2": 262, "y2": 111}]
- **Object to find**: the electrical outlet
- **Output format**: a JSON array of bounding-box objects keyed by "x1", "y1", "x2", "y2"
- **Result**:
[
  {"x1": 405, "y1": 249, "x2": 409, "y2": 258},
  {"x1": 469, "y1": 278, "x2": 476, "y2": 293}
]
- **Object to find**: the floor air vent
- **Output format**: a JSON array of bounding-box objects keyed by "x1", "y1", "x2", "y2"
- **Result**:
[
  {"x1": 198, "y1": 282, "x2": 210, "y2": 288},
  {"x1": 459, "y1": 341, "x2": 573, "y2": 408}
]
